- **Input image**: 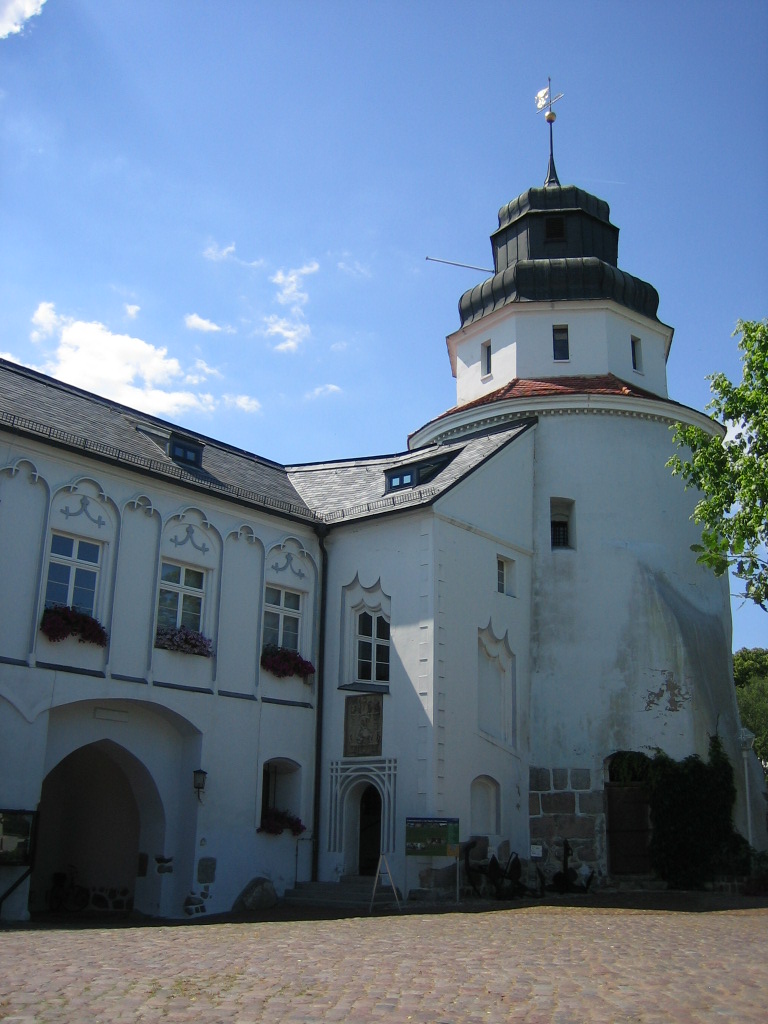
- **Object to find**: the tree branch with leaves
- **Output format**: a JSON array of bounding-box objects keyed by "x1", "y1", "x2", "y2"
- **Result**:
[{"x1": 668, "y1": 319, "x2": 768, "y2": 611}]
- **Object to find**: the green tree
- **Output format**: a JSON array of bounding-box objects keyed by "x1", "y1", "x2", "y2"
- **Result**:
[
  {"x1": 668, "y1": 319, "x2": 768, "y2": 610},
  {"x1": 736, "y1": 678, "x2": 768, "y2": 770},
  {"x1": 733, "y1": 647, "x2": 768, "y2": 689},
  {"x1": 733, "y1": 648, "x2": 768, "y2": 770}
]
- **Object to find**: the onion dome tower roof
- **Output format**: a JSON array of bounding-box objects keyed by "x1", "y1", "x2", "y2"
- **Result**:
[{"x1": 458, "y1": 139, "x2": 661, "y2": 327}]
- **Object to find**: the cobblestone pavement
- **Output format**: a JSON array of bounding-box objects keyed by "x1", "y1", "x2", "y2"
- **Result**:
[{"x1": 1, "y1": 898, "x2": 766, "y2": 1023}]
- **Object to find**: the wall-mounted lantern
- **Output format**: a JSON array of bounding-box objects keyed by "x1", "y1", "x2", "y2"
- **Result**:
[{"x1": 193, "y1": 769, "x2": 208, "y2": 802}]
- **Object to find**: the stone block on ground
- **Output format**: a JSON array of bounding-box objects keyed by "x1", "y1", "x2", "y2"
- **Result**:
[{"x1": 232, "y1": 876, "x2": 278, "y2": 912}]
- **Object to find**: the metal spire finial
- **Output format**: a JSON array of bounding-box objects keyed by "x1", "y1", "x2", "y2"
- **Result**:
[{"x1": 535, "y1": 77, "x2": 563, "y2": 187}]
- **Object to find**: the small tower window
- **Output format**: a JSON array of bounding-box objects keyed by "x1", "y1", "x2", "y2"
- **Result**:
[
  {"x1": 553, "y1": 326, "x2": 570, "y2": 361},
  {"x1": 550, "y1": 497, "x2": 575, "y2": 549},
  {"x1": 545, "y1": 215, "x2": 565, "y2": 241},
  {"x1": 481, "y1": 341, "x2": 492, "y2": 377},
  {"x1": 631, "y1": 336, "x2": 643, "y2": 372}
]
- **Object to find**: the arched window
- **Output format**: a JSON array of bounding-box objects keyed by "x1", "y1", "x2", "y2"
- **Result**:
[{"x1": 470, "y1": 775, "x2": 500, "y2": 835}]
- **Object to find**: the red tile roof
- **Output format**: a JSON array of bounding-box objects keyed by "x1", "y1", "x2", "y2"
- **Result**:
[{"x1": 440, "y1": 373, "x2": 661, "y2": 419}]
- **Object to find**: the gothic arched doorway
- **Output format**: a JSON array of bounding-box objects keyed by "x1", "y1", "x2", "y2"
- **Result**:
[
  {"x1": 29, "y1": 741, "x2": 159, "y2": 914},
  {"x1": 358, "y1": 784, "x2": 382, "y2": 876}
]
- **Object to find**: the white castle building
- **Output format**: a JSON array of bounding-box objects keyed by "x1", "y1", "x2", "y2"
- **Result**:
[{"x1": 1, "y1": 149, "x2": 765, "y2": 920}]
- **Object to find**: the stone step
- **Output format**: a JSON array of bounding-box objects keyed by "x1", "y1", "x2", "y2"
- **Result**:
[{"x1": 283, "y1": 878, "x2": 401, "y2": 908}]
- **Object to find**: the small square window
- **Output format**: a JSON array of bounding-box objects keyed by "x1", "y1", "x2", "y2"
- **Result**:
[
  {"x1": 631, "y1": 336, "x2": 643, "y2": 372},
  {"x1": 169, "y1": 435, "x2": 203, "y2": 468},
  {"x1": 553, "y1": 326, "x2": 569, "y2": 361}
]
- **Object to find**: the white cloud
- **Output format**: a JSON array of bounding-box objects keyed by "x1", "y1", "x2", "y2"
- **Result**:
[
  {"x1": 30, "y1": 300, "x2": 59, "y2": 341},
  {"x1": 0, "y1": 0, "x2": 48, "y2": 39},
  {"x1": 261, "y1": 261, "x2": 319, "y2": 353},
  {"x1": 204, "y1": 242, "x2": 236, "y2": 261},
  {"x1": 306, "y1": 384, "x2": 342, "y2": 399},
  {"x1": 263, "y1": 315, "x2": 311, "y2": 353},
  {"x1": 184, "y1": 312, "x2": 234, "y2": 333},
  {"x1": 28, "y1": 302, "x2": 217, "y2": 418},
  {"x1": 337, "y1": 256, "x2": 371, "y2": 279},
  {"x1": 270, "y1": 261, "x2": 319, "y2": 308},
  {"x1": 203, "y1": 241, "x2": 263, "y2": 268},
  {"x1": 184, "y1": 359, "x2": 223, "y2": 385},
  {"x1": 125, "y1": 304, "x2": 140, "y2": 319},
  {"x1": 223, "y1": 394, "x2": 261, "y2": 414},
  {"x1": 330, "y1": 341, "x2": 348, "y2": 352}
]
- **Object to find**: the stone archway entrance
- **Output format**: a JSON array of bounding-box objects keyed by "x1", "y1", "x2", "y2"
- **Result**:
[
  {"x1": 29, "y1": 741, "x2": 162, "y2": 914},
  {"x1": 357, "y1": 784, "x2": 382, "y2": 876}
]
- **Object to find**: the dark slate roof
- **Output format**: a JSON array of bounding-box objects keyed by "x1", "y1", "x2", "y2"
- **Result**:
[
  {"x1": 0, "y1": 358, "x2": 317, "y2": 522},
  {"x1": 459, "y1": 181, "x2": 660, "y2": 326},
  {"x1": 286, "y1": 423, "x2": 534, "y2": 523},
  {"x1": 458, "y1": 258, "x2": 660, "y2": 326},
  {"x1": 0, "y1": 358, "x2": 534, "y2": 527}
]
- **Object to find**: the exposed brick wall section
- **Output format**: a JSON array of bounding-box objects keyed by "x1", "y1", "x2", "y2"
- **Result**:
[
  {"x1": 528, "y1": 766, "x2": 607, "y2": 882},
  {"x1": 529, "y1": 768, "x2": 551, "y2": 792},
  {"x1": 541, "y1": 792, "x2": 575, "y2": 814},
  {"x1": 552, "y1": 768, "x2": 569, "y2": 790},
  {"x1": 578, "y1": 790, "x2": 605, "y2": 815},
  {"x1": 570, "y1": 769, "x2": 591, "y2": 791}
]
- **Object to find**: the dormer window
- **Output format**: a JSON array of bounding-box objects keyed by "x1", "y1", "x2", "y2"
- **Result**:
[
  {"x1": 169, "y1": 434, "x2": 203, "y2": 468},
  {"x1": 386, "y1": 454, "x2": 455, "y2": 493},
  {"x1": 387, "y1": 469, "x2": 415, "y2": 491}
]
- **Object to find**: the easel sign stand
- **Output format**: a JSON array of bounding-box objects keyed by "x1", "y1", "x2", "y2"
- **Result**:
[{"x1": 369, "y1": 853, "x2": 402, "y2": 914}]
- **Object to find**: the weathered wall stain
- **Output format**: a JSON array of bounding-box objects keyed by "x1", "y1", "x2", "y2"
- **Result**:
[{"x1": 644, "y1": 670, "x2": 692, "y2": 713}]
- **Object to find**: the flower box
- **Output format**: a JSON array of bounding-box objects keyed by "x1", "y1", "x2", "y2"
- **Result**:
[
  {"x1": 258, "y1": 809, "x2": 307, "y2": 836},
  {"x1": 154, "y1": 626, "x2": 214, "y2": 657},
  {"x1": 260, "y1": 644, "x2": 315, "y2": 681},
  {"x1": 40, "y1": 606, "x2": 108, "y2": 647}
]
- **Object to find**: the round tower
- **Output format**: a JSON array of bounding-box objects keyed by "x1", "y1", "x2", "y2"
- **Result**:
[{"x1": 410, "y1": 146, "x2": 766, "y2": 879}]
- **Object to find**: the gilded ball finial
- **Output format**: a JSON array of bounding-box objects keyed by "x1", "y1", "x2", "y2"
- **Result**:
[{"x1": 545, "y1": 110, "x2": 556, "y2": 124}]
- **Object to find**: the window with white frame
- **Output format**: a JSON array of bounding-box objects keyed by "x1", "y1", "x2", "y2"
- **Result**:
[
  {"x1": 553, "y1": 325, "x2": 569, "y2": 361},
  {"x1": 44, "y1": 534, "x2": 101, "y2": 615},
  {"x1": 356, "y1": 609, "x2": 390, "y2": 682},
  {"x1": 157, "y1": 561, "x2": 205, "y2": 632},
  {"x1": 496, "y1": 555, "x2": 516, "y2": 597},
  {"x1": 481, "y1": 340, "x2": 492, "y2": 377},
  {"x1": 263, "y1": 586, "x2": 301, "y2": 651},
  {"x1": 631, "y1": 335, "x2": 643, "y2": 372}
]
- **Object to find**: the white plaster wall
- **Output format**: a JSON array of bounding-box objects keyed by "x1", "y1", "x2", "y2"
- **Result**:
[
  {"x1": 527, "y1": 410, "x2": 764, "y2": 847},
  {"x1": 450, "y1": 303, "x2": 670, "y2": 405},
  {"x1": 0, "y1": 433, "x2": 322, "y2": 919},
  {"x1": 317, "y1": 510, "x2": 434, "y2": 891}
]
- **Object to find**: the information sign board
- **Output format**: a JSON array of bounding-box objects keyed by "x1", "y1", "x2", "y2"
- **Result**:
[{"x1": 405, "y1": 817, "x2": 460, "y2": 857}]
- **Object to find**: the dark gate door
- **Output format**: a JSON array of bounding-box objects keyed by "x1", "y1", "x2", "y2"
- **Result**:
[
  {"x1": 358, "y1": 785, "x2": 381, "y2": 876},
  {"x1": 606, "y1": 782, "x2": 652, "y2": 875}
]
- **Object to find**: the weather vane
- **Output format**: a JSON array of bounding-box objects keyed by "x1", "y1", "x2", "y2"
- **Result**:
[{"x1": 535, "y1": 77, "x2": 563, "y2": 187}]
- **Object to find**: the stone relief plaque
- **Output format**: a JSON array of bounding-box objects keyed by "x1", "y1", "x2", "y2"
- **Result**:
[{"x1": 344, "y1": 693, "x2": 383, "y2": 757}]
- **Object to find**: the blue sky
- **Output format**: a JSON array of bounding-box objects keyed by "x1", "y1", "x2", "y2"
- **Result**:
[{"x1": 1, "y1": 0, "x2": 765, "y2": 650}]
